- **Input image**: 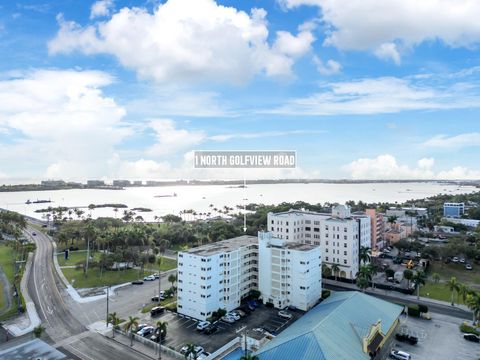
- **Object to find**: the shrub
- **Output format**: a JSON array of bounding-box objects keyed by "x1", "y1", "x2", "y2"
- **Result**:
[
  {"x1": 460, "y1": 323, "x2": 480, "y2": 335},
  {"x1": 418, "y1": 304, "x2": 428, "y2": 313},
  {"x1": 407, "y1": 305, "x2": 420, "y2": 317},
  {"x1": 322, "y1": 290, "x2": 331, "y2": 299},
  {"x1": 385, "y1": 268, "x2": 395, "y2": 278}
]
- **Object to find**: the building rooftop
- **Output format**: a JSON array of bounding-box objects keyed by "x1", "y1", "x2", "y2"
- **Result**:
[
  {"x1": 183, "y1": 235, "x2": 258, "y2": 256},
  {"x1": 255, "y1": 291, "x2": 403, "y2": 360}
]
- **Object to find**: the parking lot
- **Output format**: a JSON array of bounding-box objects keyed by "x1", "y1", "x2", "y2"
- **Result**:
[
  {"x1": 386, "y1": 313, "x2": 480, "y2": 360},
  {"x1": 137, "y1": 304, "x2": 303, "y2": 354}
]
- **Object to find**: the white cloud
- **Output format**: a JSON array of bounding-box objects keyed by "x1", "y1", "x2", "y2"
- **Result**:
[
  {"x1": 268, "y1": 76, "x2": 480, "y2": 115},
  {"x1": 422, "y1": 133, "x2": 480, "y2": 149},
  {"x1": 90, "y1": 0, "x2": 114, "y2": 19},
  {"x1": 344, "y1": 154, "x2": 479, "y2": 180},
  {"x1": 374, "y1": 43, "x2": 401, "y2": 65},
  {"x1": 209, "y1": 129, "x2": 325, "y2": 142},
  {"x1": 49, "y1": 0, "x2": 315, "y2": 84},
  {"x1": 147, "y1": 119, "x2": 206, "y2": 157},
  {"x1": 278, "y1": 0, "x2": 480, "y2": 62},
  {"x1": 313, "y1": 55, "x2": 341, "y2": 75},
  {"x1": 0, "y1": 69, "x2": 129, "y2": 179},
  {"x1": 116, "y1": 159, "x2": 172, "y2": 179}
]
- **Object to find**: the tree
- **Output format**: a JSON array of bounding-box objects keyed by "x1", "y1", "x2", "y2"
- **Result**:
[
  {"x1": 359, "y1": 246, "x2": 371, "y2": 264},
  {"x1": 457, "y1": 283, "x2": 472, "y2": 305},
  {"x1": 33, "y1": 324, "x2": 45, "y2": 338},
  {"x1": 124, "y1": 316, "x2": 139, "y2": 346},
  {"x1": 403, "y1": 269, "x2": 414, "y2": 288},
  {"x1": 432, "y1": 272, "x2": 441, "y2": 284},
  {"x1": 183, "y1": 343, "x2": 198, "y2": 359},
  {"x1": 240, "y1": 355, "x2": 259, "y2": 360},
  {"x1": 168, "y1": 273, "x2": 177, "y2": 290},
  {"x1": 107, "y1": 312, "x2": 121, "y2": 338},
  {"x1": 356, "y1": 276, "x2": 369, "y2": 292},
  {"x1": 331, "y1": 264, "x2": 340, "y2": 281},
  {"x1": 322, "y1": 264, "x2": 331, "y2": 278},
  {"x1": 412, "y1": 271, "x2": 426, "y2": 300},
  {"x1": 466, "y1": 292, "x2": 480, "y2": 325},
  {"x1": 446, "y1": 276, "x2": 459, "y2": 306},
  {"x1": 155, "y1": 320, "x2": 168, "y2": 359}
]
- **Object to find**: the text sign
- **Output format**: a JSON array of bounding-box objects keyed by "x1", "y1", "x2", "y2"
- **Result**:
[{"x1": 194, "y1": 151, "x2": 296, "y2": 168}]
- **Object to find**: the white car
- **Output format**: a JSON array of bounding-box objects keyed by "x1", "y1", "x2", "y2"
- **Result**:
[
  {"x1": 390, "y1": 350, "x2": 411, "y2": 360},
  {"x1": 196, "y1": 320, "x2": 211, "y2": 331},
  {"x1": 227, "y1": 312, "x2": 241, "y2": 321},
  {"x1": 180, "y1": 345, "x2": 204, "y2": 359},
  {"x1": 144, "y1": 275, "x2": 156, "y2": 281},
  {"x1": 278, "y1": 310, "x2": 293, "y2": 319},
  {"x1": 221, "y1": 315, "x2": 236, "y2": 323}
]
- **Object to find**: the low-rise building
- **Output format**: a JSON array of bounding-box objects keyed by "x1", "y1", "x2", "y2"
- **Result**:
[
  {"x1": 86, "y1": 180, "x2": 105, "y2": 186},
  {"x1": 258, "y1": 232, "x2": 321, "y2": 311},
  {"x1": 445, "y1": 217, "x2": 480, "y2": 228},
  {"x1": 443, "y1": 202, "x2": 465, "y2": 218},
  {"x1": 112, "y1": 180, "x2": 130, "y2": 187},
  {"x1": 255, "y1": 291, "x2": 403, "y2": 360},
  {"x1": 434, "y1": 225, "x2": 455, "y2": 233},
  {"x1": 177, "y1": 235, "x2": 258, "y2": 321}
]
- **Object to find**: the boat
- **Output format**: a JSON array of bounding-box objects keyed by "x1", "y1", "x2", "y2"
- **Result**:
[
  {"x1": 154, "y1": 193, "x2": 177, "y2": 198},
  {"x1": 26, "y1": 199, "x2": 52, "y2": 204}
]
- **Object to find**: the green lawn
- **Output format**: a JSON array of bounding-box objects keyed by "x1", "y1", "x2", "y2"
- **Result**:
[
  {"x1": 141, "y1": 296, "x2": 177, "y2": 313},
  {"x1": 429, "y1": 260, "x2": 480, "y2": 285},
  {"x1": 420, "y1": 282, "x2": 466, "y2": 305},
  {"x1": 158, "y1": 256, "x2": 177, "y2": 271},
  {"x1": 0, "y1": 245, "x2": 14, "y2": 312},
  {"x1": 57, "y1": 251, "x2": 100, "y2": 266},
  {"x1": 62, "y1": 268, "x2": 155, "y2": 288}
]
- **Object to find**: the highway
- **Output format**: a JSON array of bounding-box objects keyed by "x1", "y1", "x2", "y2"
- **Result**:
[{"x1": 26, "y1": 225, "x2": 153, "y2": 360}]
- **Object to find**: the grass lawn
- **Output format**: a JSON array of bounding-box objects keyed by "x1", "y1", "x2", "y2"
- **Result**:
[
  {"x1": 141, "y1": 296, "x2": 177, "y2": 313},
  {"x1": 57, "y1": 251, "x2": 101, "y2": 266},
  {"x1": 158, "y1": 257, "x2": 177, "y2": 271},
  {"x1": 0, "y1": 245, "x2": 14, "y2": 312},
  {"x1": 429, "y1": 260, "x2": 480, "y2": 285},
  {"x1": 420, "y1": 282, "x2": 466, "y2": 305},
  {"x1": 61, "y1": 267, "x2": 154, "y2": 288}
]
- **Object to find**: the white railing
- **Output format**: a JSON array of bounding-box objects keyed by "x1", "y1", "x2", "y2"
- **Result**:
[{"x1": 205, "y1": 337, "x2": 241, "y2": 359}]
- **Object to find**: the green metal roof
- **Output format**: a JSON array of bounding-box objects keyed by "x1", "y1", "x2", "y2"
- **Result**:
[{"x1": 255, "y1": 291, "x2": 403, "y2": 360}]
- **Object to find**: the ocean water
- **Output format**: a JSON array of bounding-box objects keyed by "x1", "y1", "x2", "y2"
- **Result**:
[{"x1": 0, "y1": 182, "x2": 476, "y2": 222}]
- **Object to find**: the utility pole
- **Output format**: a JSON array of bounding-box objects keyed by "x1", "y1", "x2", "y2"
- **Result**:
[
  {"x1": 106, "y1": 285, "x2": 110, "y2": 328},
  {"x1": 158, "y1": 258, "x2": 162, "y2": 305},
  {"x1": 85, "y1": 239, "x2": 90, "y2": 276}
]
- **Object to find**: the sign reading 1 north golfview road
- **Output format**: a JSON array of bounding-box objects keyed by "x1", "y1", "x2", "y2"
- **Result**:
[{"x1": 194, "y1": 151, "x2": 296, "y2": 168}]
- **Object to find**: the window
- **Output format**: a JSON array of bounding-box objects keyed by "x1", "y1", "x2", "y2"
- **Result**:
[
  {"x1": 344, "y1": 235, "x2": 347, "y2": 240},
  {"x1": 326, "y1": 248, "x2": 329, "y2": 253},
  {"x1": 344, "y1": 251, "x2": 347, "y2": 255},
  {"x1": 344, "y1": 243, "x2": 347, "y2": 248},
  {"x1": 305, "y1": 226, "x2": 311, "y2": 231},
  {"x1": 325, "y1": 256, "x2": 329, "y2": 261},
  {"x1": 344, "y1": 259, "x2": 347, "y2": 264},
  {"x1": 314, "y1": 227, "x2": 320, "y2": 232}
]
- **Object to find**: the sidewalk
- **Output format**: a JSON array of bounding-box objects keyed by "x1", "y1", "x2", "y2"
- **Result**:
[{"x1": 323, "y1": 278, "x2": 471, "y2": 312}]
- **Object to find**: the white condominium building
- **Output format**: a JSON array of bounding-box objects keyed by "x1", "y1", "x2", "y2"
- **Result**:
[
  {"x1": 177, "y1": 235, "x2": 258, "y2": 321},
  {"x1": 267, "y1": 205, "x2": 371, "y2": 279},
  {"x1": 258, "y1": 232, "x2": 322, "y2": 311}
]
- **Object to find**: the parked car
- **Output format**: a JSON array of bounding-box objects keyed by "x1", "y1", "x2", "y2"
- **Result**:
[
  {"x1": 197, "y1": 352, "x2": 211, "y2": 360},
  {"x1": 180, "y1": 345, "x2": 204, "y2": 358},
  {"x1": 144, "y1": 275, "x2": 156, "y2": 281},
  {"x1": 149, "y1": 331, "x2": 166, "y2": 343},
  {"x1": 136, "y1": 323, "x2": 149, "y2": 331},
  {"x1": 151, "y1": 295, "x2": 166, "y2": 302},
  {"x1": 234, "y1": 309, "x2": 246, "y2": 317},
  {"x1": 131, "y1": 280, "x2": 144, "y2": 285},
  {"x1": 239, "y1": 305, "x2": 252, "y2": 314},
  {"x1": 221, "y1": 315, "x2": 236, "y2": 323},
  {"x1": 395, "y1": 333, "x2": 418, "y2": 345},
  {"x1": 196, "y1": 321, "x2": 211, "y2": 331},
  {"x1": 137, "y1": 326, "x2": 155, "y2": 337},
  {"x1": 390, "y1": 350, "x2": 411, "y2": 360},
  {"x1": 150, "y1": 306, "x2": 165, "y2": 317},
  {"x1": 263, "y1": 326, "x2": 276, "y2": 335},
  {"x1": 278, "y1": 310, "x2": 293, "y2": 319},
  {"x1": 153, "y1": 273, "x2": 160, "y2": 279},
  {"x1": 466, "y1": 264, "x2": 473, "y2": 270},
  {"x1": 459, "y1": 258, "x2": 466, "y2": 264},
  {"x1": 452, "y1": 257, "x2": 459, "y2": 263},
  {"x1": 227, "y1": 312, "x2": 241, "y2": 321},
  {"x1": 32, "y1": 232, "x2": 37, "y2": 236},
  {"x1": 204, "y1": 324, "x2": 219, "y2": 335},
  {"x1": 464, "y1": 333, "x2": 480, "y2": 342}
]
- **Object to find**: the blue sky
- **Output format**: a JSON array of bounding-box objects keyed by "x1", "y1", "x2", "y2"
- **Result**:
[{"x1": 0, "y1": 0, "x2": 479, "y2": 182}]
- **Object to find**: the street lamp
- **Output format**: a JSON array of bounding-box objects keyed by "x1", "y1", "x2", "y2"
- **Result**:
[{"x1": 105, "y1": 285, "x2": 110, "y2": 328}]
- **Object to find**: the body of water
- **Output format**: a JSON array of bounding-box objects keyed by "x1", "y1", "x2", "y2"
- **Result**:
[{"x1": 0, "y1": 182, "x2": 476, "y2": 222}]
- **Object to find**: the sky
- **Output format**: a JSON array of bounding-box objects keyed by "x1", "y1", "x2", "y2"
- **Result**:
[{"x1": 0, "y1": 0, "x2": 479, "y2": 182}]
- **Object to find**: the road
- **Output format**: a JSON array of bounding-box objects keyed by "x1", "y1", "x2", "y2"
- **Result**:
[
  {"x1": 324, "y1": 282, "x2": 472, "y2": 320},
  {"x1": 26, "y1": 225, "x2": 153, "y2": 360}
]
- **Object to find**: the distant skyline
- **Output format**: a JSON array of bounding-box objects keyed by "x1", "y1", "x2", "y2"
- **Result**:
[{"x1": 0, "y1": 0, "x2": 479, "y2": 182}]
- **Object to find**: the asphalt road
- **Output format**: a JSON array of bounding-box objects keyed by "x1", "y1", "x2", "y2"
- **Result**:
[
  {"x1": 324, "y1": 282, "x2": 472, "y2": 320},
  {"x1": 26, "y1": 225, "x2": 153, "y2": 360}
]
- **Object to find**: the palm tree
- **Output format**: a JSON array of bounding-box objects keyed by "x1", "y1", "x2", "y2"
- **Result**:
[
  {"x1": 466, "y1": 292, "x2": 480, "y2": 325},
  {"x1": 359, "y1": 246, "x2": 371, "y2": 264},
  {"x1": 183, "y1": 343, "x2": 197, "y2": 359},
  {"x1": 403, "y1": 269, "x2": 413, "y2": 288},
  {"x1": 331, "y1": 264, "x2": 340, "y2": 281},
  {"x1": 446, "y1": 276, "x2": 459, "y2": 306},
  {"x1": 457, "y1": 283, "x2": 471, "y2": 305},
  {"x1": 412, "y1": 271, "x2": 426, "y2": 300},
  {"x1": 168, "y1": 273, "x2": 177, "y2": 291},
  {"x1": 321, "y1": 264, "x2": 331, "y2": 278},
  {"x1": 356, "y1": 276, "x2": 369, "y2": 292},
  {"x1": 155, "y1": 320, "x2": 168, "y2": 359},
  {"x1": 432, "y1": 272, "x2": 441, "y2": 284},
  {"x1": 107, "y1": 312, "x2": 121, "y2": 338},
  {"x1": 124, "y1": 316, "x2": 139, "y2": 346}
]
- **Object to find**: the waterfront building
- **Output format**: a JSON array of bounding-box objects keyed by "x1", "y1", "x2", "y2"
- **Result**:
[{"x1": 443, "y1": 202, "x2": 465, "y2": 218}]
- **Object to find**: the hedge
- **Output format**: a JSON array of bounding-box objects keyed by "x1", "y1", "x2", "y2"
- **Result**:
[
  {"x1": 407, "y1": 305, "x2": 420, "y2": 317},
  {"x1": 460, "y1": 323, "x2": 480, "y2": 336},
  {"x1": 418, "y1": 304, "x2": 428, "y2": 313},
  {"x1": 322, "y1": 290, "x2": 331, "y2": 299}
]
